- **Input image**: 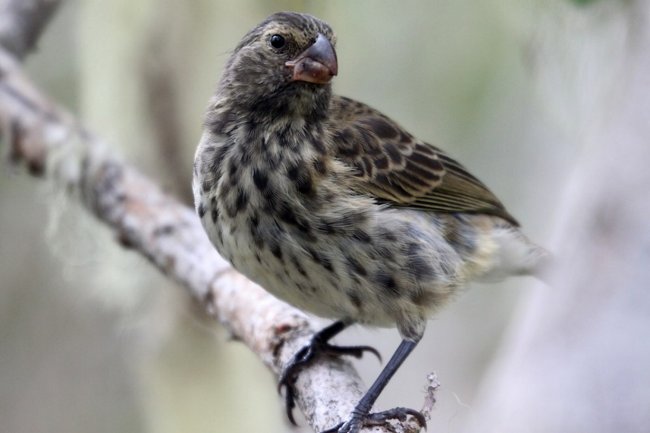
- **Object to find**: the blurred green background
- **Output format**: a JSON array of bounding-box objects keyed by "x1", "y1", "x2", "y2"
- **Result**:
[{"x1": 0, "y1": 1, "x2": 578, "y2": 432}]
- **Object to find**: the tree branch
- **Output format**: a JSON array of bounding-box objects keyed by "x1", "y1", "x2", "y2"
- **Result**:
[{"x1": 0, "y1": 5, "x2": 434, "y2": 433}]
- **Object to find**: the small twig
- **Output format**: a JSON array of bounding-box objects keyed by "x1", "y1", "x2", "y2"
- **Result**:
[{"x1": 421, "y1": 372, "x2": 441, "y2": 421}]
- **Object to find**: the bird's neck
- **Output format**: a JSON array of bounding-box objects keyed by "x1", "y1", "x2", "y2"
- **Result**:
[
  {"x1": 204, "y1": 90, "x2": 332, "y2": 176},
  {"x1": 210, "y1": 83, "x2": 332, "y2": 131}
]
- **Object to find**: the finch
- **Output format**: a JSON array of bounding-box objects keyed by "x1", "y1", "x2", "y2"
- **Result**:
[{"x1": 193, "y1": 11, "x2": 546, "y2": 433}]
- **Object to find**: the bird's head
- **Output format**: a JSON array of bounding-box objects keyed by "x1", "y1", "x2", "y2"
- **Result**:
[{"x1": 217, "y1": 12, "x2": 338, "y2": 121}]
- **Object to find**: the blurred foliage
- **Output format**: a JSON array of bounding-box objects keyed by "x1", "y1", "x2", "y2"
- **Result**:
[{"x1": 571, "y1": 0, "x2": 602, "y2": 6}]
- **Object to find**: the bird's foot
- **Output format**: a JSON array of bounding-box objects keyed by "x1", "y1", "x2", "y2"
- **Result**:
[
  {"x1": 322, "y1": 407, "x2": 427, "y2": 433},
  {"x1": 278, "y1": 322, "x2": 381, "y2": 424}
]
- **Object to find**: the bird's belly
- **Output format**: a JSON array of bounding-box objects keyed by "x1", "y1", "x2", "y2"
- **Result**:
[
  {"x1": 200, "y1": 202, "x2": 478, "y2": 333},
  {"x1": 213, "y1": 214, "x2": 391, "y2": 323}
]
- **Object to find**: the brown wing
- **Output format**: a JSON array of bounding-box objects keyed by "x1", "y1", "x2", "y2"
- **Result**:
[{"x1": 327, "y1": 96, "x2": 519, "y2": 226}]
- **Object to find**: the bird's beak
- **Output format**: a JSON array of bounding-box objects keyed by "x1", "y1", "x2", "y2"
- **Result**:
[{"x1": 285, "y1": 33, "x2": 338, "y2": 84}]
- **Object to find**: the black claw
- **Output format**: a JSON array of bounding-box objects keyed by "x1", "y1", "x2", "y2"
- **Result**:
[
  {"x1": 277, "y1": 345, "x2": 312, "y2": 394},
  {"x1": 282, "y1": 378, "x2": 298, "y2": 425},
  {"x1": 279, "y1": 344, "x2": 314, "y2": 425},
  {"x1": 326, "y1": 344, "x2": 382, "y2": 363},
  {"x1": 319, "y1": 339, "x2": 423, "y2": 433},
  {"x1": 278, "y1": 321, "x2": 381, "y2": 425},
  {"x1": 321, "y1": 407, "x2": 426, "y2": 433},
  {"x1": 366, "y1": 407, "x2": 427, "y2": 429}
]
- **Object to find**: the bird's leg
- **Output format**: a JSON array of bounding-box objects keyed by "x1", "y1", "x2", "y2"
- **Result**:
[
  {"x1": 322, "y1": 338, "x2": 426, "y2": 433},
  {"x1": 279, "y1": 320, "x2": 381, "y2": 425}
]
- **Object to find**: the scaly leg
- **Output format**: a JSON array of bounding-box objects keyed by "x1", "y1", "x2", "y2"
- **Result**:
[
  {"x1": 322, "y1": 338, "x2": 426, "y2": 433},
  {"x1": 279, "y1": 320, "x2": 381, "y2": 424}
]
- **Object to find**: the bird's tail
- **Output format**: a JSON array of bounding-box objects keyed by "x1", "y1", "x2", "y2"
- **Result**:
[{"x1": 476, "y1": 226, "x2": 551, "y2": 283}]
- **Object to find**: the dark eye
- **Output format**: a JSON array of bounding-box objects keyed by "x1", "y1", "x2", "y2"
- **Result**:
[{"x1": 270, "y1": 34, "x2": 286, "y2": 49}]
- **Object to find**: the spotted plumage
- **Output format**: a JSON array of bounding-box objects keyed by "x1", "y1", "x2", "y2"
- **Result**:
[{"x1": 192, "y1": 11, "x2": 547, "y2": 433}]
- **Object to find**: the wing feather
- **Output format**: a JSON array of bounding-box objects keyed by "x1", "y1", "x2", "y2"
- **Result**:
[{"x1": 327, "y1": 96, "x2": 519, "y2": 226}]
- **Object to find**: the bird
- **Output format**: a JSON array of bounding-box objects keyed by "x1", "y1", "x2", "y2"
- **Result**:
[{"x1": 193, "y1": 11, "x2": 547, "y2": 433}]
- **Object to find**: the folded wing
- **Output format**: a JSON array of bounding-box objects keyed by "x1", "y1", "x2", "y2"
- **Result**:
[{"x1": 327, "y1": 96, "x2": 518, "y2": 226}]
